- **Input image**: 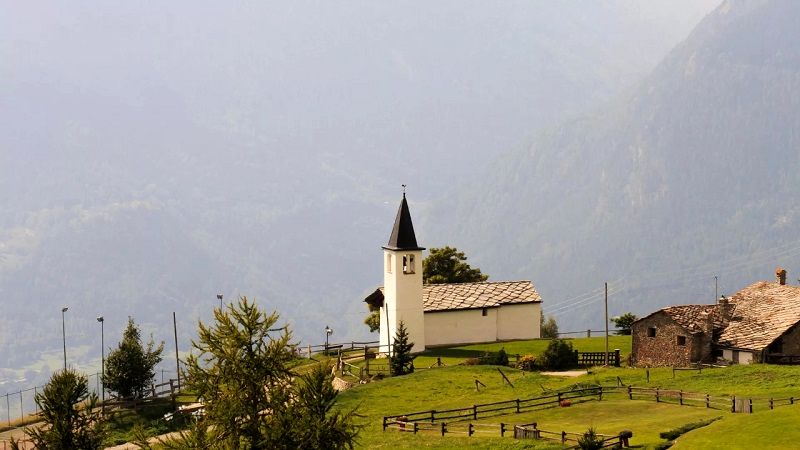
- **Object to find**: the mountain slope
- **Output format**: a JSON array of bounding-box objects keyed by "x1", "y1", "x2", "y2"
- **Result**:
[{"x1": 429, "y1": 0, "x2": 800, "y2": 329}]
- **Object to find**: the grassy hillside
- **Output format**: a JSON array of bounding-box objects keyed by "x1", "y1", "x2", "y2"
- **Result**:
[{"x1": 336, "y1": 339, "x2": 800, "y2": 449}]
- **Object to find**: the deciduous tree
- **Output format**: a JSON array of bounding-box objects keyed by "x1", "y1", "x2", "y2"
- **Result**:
[
  {"x1": 611, "y1": 312, "x2": 638, "y2": 335},
  {"x1": 422, "y1": 246, "x2": 488, "y2": 284}
]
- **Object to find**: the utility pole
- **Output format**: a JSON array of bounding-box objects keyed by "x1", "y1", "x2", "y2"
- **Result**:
[
  {"x1": 173, "y1": 312, "x2": 180, "y2": 390},
  {"x1": 604, "y1": 282, "x2": 609, "y2": 366}
]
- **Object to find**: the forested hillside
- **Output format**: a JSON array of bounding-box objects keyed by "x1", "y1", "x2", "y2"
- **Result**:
[{"x1": 429, "y1": 0, "x2": 800, "y2": 329}]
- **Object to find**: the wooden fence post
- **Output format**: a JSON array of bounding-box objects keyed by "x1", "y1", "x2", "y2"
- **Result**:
[
  {"x1": 501, "y1": 423, "x2": 506, "y2": 437},
  {"x1": 468, "y1": 423, "x2": 474, "y2": 437},
  {"x1": 627, "y1": 386, "x2": 632, "y2": 400},
  {"x1": 749, "y1": 398, "x2": 753, "y2": 413},
  {"x1": 791, "y1": 397, "x2": 795, "y2": 405},
  {"x1": 533, "y1": 422, "x2": 540, "y2": 439},
  {"x1": 655, "y1": 388, "x2": 660, "y2": 403},
  {"x1": 679, "y1": 391, "x2": 683, "y2": 406},
  {"x1": 516, "y1": 398, "x2": 520, "y2": 413},
  {"x1": 441, "y1": 422, "x2": 446, "y2": 436},
  {"x1": 731, "y1": 396, "x2": 736, "y2": 413},
  {"x1": 382, "y1": 417, "x2": 387, "y2": 431},
  {"x1": 706, "y1": 393, "x2": 710, "y2": 408},
  {"x1": 413, "y1": 423, "x2": 418, "y2": 434},
  {"x1": 430, "y1": 410, "x2": 435, "y2": 424},
  {"x1": 770, "y1": 398, "x2": 774, "y2": 410},
  {"x1": 614, "y1": 349, "x2": 620, "y2": 367},
  {"x1": 558, "y1": 392, "x2": 562, "y2": 404},
  {"x1": 561, "y1": 431, "x2": 567, "y2": 444},
  {"x1": 598, "y1": 386, "x2": 603, "y2": 401},
  {"x1": 472, "y1": 404, "x2": 478, "y2": 420},
  {"x1": 646, "y1": 369, "x2": 650, "y2": 383}
]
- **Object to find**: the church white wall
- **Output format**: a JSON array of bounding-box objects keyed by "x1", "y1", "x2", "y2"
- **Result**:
[
  {"x1": 497, "y1": 303, "x2": 541, "y2": 340},
  {"x1": 424, "y1": 308, "x2": 498, "y2": 347},
  {"x1": 382, "y1": 249, "x2": 425, "y2": 353}
]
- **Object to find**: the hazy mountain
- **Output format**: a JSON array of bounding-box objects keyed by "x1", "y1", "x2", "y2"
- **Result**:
[
  {"x1": 428, "y1": 0, "x2": 800, "y2": 331},
  {"x1": 0, "y1": 1, "x2": 718, "y2": 391}
]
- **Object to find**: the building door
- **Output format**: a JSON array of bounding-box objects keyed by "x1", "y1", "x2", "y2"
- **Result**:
[{"x1": 732, "y1": 351, "x2": 740, "y2": 364}]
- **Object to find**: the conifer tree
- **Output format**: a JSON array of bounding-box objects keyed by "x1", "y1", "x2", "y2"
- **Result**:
[
  {"x1": 103, "y1": 317, "x2": 164, "y2": 399},
  {"x1": 390, "y1": 320, "x2": 415, "y2": 376},
  {"x1": 12, "y1": 369, "x2": 105, "y2": 450}
]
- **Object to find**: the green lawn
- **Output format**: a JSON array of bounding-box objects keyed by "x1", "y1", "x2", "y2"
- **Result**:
[
  {"x1": 336, "y1": 356, "x2": 800, "y2": 449},
  {"x1": 673, "y1": 406, "x2": 800, "y2": 449}
]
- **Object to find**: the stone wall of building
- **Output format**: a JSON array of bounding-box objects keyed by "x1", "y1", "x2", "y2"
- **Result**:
[{"x1": 632, "y1": 312, "x2": 706, "y2": 367}]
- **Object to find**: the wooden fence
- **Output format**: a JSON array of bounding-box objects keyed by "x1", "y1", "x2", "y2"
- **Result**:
[
  {"x1": 577, "y1": 350, "x2": 620, "y2": 367},
  {"x1": 383, "y1": 386, "x2": 604, "y2": 427},
  {"x1": 383, "y1": 419, "x2": 625, "y2": 448}
]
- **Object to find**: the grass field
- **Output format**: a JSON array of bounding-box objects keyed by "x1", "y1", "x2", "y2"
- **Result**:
[{"x1": 335, "y1": 337, "x2": 800, "y2": 449}]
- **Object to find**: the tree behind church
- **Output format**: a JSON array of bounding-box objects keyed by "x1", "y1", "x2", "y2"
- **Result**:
[{"x1": 423, "y1": 246, "x2": 488, "y2": 284}]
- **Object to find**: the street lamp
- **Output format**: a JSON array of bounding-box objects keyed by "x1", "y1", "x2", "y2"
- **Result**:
[
  {"x1": 97, "y1": 316, "x2": 105, "y2": 412},
  {"x1": 61, "y1": 307, "x2": 69, "y2": 370},
  {"x1": 217, "y1": 294, "x2": 223, "y2": 309},
  {"x1": 325, "y1": 325, "x2": 333, "y2": 354}
]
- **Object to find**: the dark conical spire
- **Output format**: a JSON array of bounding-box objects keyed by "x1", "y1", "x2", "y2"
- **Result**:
[{"x1": 384, "y1": 193, "x2": 425, "y2": 251}]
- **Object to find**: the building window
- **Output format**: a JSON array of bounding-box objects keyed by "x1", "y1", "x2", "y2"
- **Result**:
[
  {"x1": 403, "y1": 254, "x2": 415, "y2": 274},
  {"x1": 482, "y1": 308, "x2": 488, "y2": 316},
  {"x1": 386, "y1": 254, "x2": 392, "y2": 273},
  {"x1": 676, "y1": 335, "x2": 686, "y2": 346},
  {"x1": 647, "y1": 327, "x2": 656, "y2": 338}
]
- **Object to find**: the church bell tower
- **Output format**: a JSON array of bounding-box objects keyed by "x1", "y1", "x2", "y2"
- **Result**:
[{"x1": 380, "y1": 193, "x2": 425, "y2": 353}]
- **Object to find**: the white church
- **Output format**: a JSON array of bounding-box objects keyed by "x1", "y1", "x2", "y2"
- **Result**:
[{"x1": 364, "y1": 194, "x2": 542, "y2": 353}]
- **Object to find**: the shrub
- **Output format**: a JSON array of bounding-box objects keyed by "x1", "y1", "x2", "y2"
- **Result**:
[
  {"x1": 541, "y1": 339, "x2": 578, "y2": 370},
  {"x1": 517, "y1": 354, "x2": 537, "y2": 371},
  {"x1": 478, "y1": 348, "x2": 509, "y2": 366},
  {"x1": 577, "y1": 427, "x2": 604, "y2": 450},
  {"x1": 659, "y1": 418, "x2": 719, "y2": 441}
]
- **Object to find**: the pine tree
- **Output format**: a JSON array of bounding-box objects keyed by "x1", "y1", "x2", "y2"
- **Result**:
[
  {"x1": 166, "y1": 296, "x2": 359, "y2": 449},
  {"x1": 103, "y1": 317, "x2": 164, "y2": 399},
  {"x1": 390, "y1": 320, "x2": 415, "y2": 376},
  {"x1": 12, "y1": 369, "x2": 105, "y2": 450}
]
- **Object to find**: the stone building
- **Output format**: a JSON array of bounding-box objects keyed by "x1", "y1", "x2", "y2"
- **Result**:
[
  {"x1": 632, "y1": 268, "x2": 800, "y2": 366},
  {"x1": 364, "y1": 194, "x2": 542, "y2": 353},
  {"x1": 631, "y1": 305, "x2": 726, "y2": 367}
]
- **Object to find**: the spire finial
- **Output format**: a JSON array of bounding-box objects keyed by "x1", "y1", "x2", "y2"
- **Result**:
[{"x1": 402, "y1": 184, "x2": 406, "y2": 198}]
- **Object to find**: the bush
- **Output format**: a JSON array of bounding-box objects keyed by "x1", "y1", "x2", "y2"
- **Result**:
[
  {"x1": 517, "y1": 354, "x2": 537, "y2": 371},
  {"x1": 541, "y1": 339, "x2": 578, "y2": 370},
  {"x1": 577, "y1": 427, "x2": 605, "y2": 450},
  {"x1": 478, "y1": 348, "x2": 509, "y2": 366},
  {"x1": 659, "y1": 418, "x2": 719, "y2": 441}
]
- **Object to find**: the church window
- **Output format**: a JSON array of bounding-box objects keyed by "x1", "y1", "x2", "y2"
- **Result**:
[
  {"x1": 647, "y1": 327, "x2": 656, "y2": 338},
  {"x1": 403, "y1": 254, "x2": 415, "y2": 274}
]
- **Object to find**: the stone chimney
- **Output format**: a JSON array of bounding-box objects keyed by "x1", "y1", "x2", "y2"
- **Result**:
[
  {"x1": 776, "y1": 267, "x2": 787, "y2": 285},
  {"x1": 718, "y1": 295, "x2": 733, "y2": 320}
]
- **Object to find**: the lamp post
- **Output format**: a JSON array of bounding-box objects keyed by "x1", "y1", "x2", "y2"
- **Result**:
[
  {"x1": 61, "y1": 307, "x2": 69, "y2": 370},
  {"x1": 217, "y1": 294, "x2": 223, "y2": 309},
  {"x1": 97, "y1": 316, "x2": 105, "y2": 412},
  {"x1": 325, "y1": 325, "x2": 333, "y2": 354}
]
